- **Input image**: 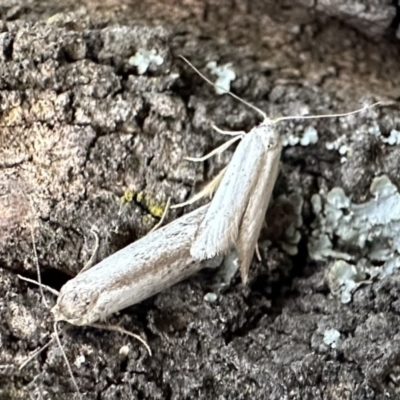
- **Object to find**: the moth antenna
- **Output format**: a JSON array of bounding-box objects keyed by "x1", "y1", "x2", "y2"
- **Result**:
[
  {"x1": 78, "y1": 228, "x2": 100, "y2": 275},
  {"x1": 89, "y1": 323, "x2": 152, "y2": 356},
  {"x1": 274, "y1": 101, "x2": 383, "y2": 123},
  {"x1": 18, "y1": 274, "x2": 60, "y2": 296},
  {"x1": 17, "y1": 275, "x2": 62, "y2": 371},
  {"x1": 149, "y1": 197, "x2": 171, "y2": 234},
  {"x1": 19, "y1": 324, "x2": 67, "y2": 369},
  {"x1": 180, "y1": 55, "x2": 267, "y2": 120},
  {"x1": 19, "y1": 335, "x2": 55, "y2": 370},
  {"x1": 54, "y1": 322, "x2": 83, "y2": 399},
  {"x1": 27, "y1": 197, "x2": 48, "y2": 307}
]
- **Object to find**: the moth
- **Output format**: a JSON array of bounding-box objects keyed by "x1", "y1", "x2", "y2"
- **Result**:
[
  {"x1": 20, "y1": 203, "x2": 225, "y2": 397},
  {"x1": 175, "y1": 56, "x2": 382, "y2": 284},
  {"x1": 52, "y1": 204, "x2": 222, "y2": 327},
  {"x1": 188, "y1": 117, "x2": 281, "y2": 284}
]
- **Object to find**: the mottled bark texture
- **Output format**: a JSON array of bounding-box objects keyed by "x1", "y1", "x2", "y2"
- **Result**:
[{"x1": 1, "y1": 1, "x2": 400, "y2": 399}]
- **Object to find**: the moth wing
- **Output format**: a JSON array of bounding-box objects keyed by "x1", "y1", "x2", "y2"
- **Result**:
[
  {"x1": 237, "y1": 142, "x2": 281, "y2": 283},
  {"x1": 190, "y1": 132, "x2": 267, "y2": 260}
]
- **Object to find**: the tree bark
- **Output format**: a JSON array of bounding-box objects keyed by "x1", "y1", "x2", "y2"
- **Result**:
[{"x1": 1, "y1": 1, "x2": 400, "y2": 399}]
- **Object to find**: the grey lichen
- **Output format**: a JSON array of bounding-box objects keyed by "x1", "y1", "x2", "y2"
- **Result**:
[
  {"x1": 323, "y1": 328, "x2": 341, "y2": 349},
  {"x1": 381, "y1": 129, "x2": 400, "y2": 145},
  {"x1": 283, "y1": 125, "x2": 319, "y2": 147},
  {"x1": 206, "y1": 61, "x2": 236, "y2": 95},
  {"x1": 309, "y1": 175, "x2": 400, "y2": 302},
  {"x1": 325, "y1": 259, "x2": 371, "y2": 304},
  {"x1": 129, "y1": 48, "x2": 164, "y2": 74},
  {"x1": 300, "y1": 126, "x2": 319, "y2": 146},
  {"x1": 203, "y1": 292, "x2": 218, "y2": 303}
]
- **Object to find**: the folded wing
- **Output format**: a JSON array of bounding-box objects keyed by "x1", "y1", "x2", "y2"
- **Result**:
[
  {"x1": 236, "y1": 136, "x2": 281, "y2": 283},
  {"x1": 190, "y1": 127, "x2": 270, "y2": 260}
]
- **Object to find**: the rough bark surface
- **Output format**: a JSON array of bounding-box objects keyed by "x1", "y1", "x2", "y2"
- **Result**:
[{"x1": 1, "y1": 1, "x2": 400, "y2": 399}]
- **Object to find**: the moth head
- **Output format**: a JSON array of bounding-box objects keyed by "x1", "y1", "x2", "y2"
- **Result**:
[
  {"x1": 257, "y1": 119, "x2": 281, "y2": 148},
  {"x1": 51, "y1": 281, "x2": 100, "y2": 326}
]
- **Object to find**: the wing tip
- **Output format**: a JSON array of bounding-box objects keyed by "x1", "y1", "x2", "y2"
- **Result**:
[
  {"x1": 190, "y1": 240, "x2": 217, "y2": 260},
  {"x1": 239, "y1": 266, "x2": 249, "y2": 284},
  {"x1": 191, "y1": 229, "x2": 233, "y2": 260}
]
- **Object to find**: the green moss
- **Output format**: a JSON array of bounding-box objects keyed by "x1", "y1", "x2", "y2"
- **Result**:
[
  {"x1": 118, "y1": 190, "x2": 167, "y2": 220},
  {"x1": 135, "y1": 191, "x2": 143, "y2": 203},
  {"x1": 135, "y1": 191, "x2": 166, "y2": 218},
  {"x1": 121, "y1": 189, "x2": 135, "y2": 204}
]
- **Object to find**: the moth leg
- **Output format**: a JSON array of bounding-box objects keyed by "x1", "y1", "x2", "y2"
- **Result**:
[
  {"x1": 90, "y1": 323, "x2": 151, "y2": 356},
  {"x1": 148, "y1": 197, "x2": 171, "y2": 233},
  {"x1": 255, "y1": 243, "x2": 262, "y2": 262},
  {"x1": 78, "y1": 229, "x2": 100, "y2": 275},
  {"x1": 212, "y1": 124, "x2": 246, "y2": 137},
  {"x1": 185, "y1": 134, "x2": 243, "y2": 162},
  {"x1": 171, "y1": 167, "x2": 227, "y2": 209}
]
